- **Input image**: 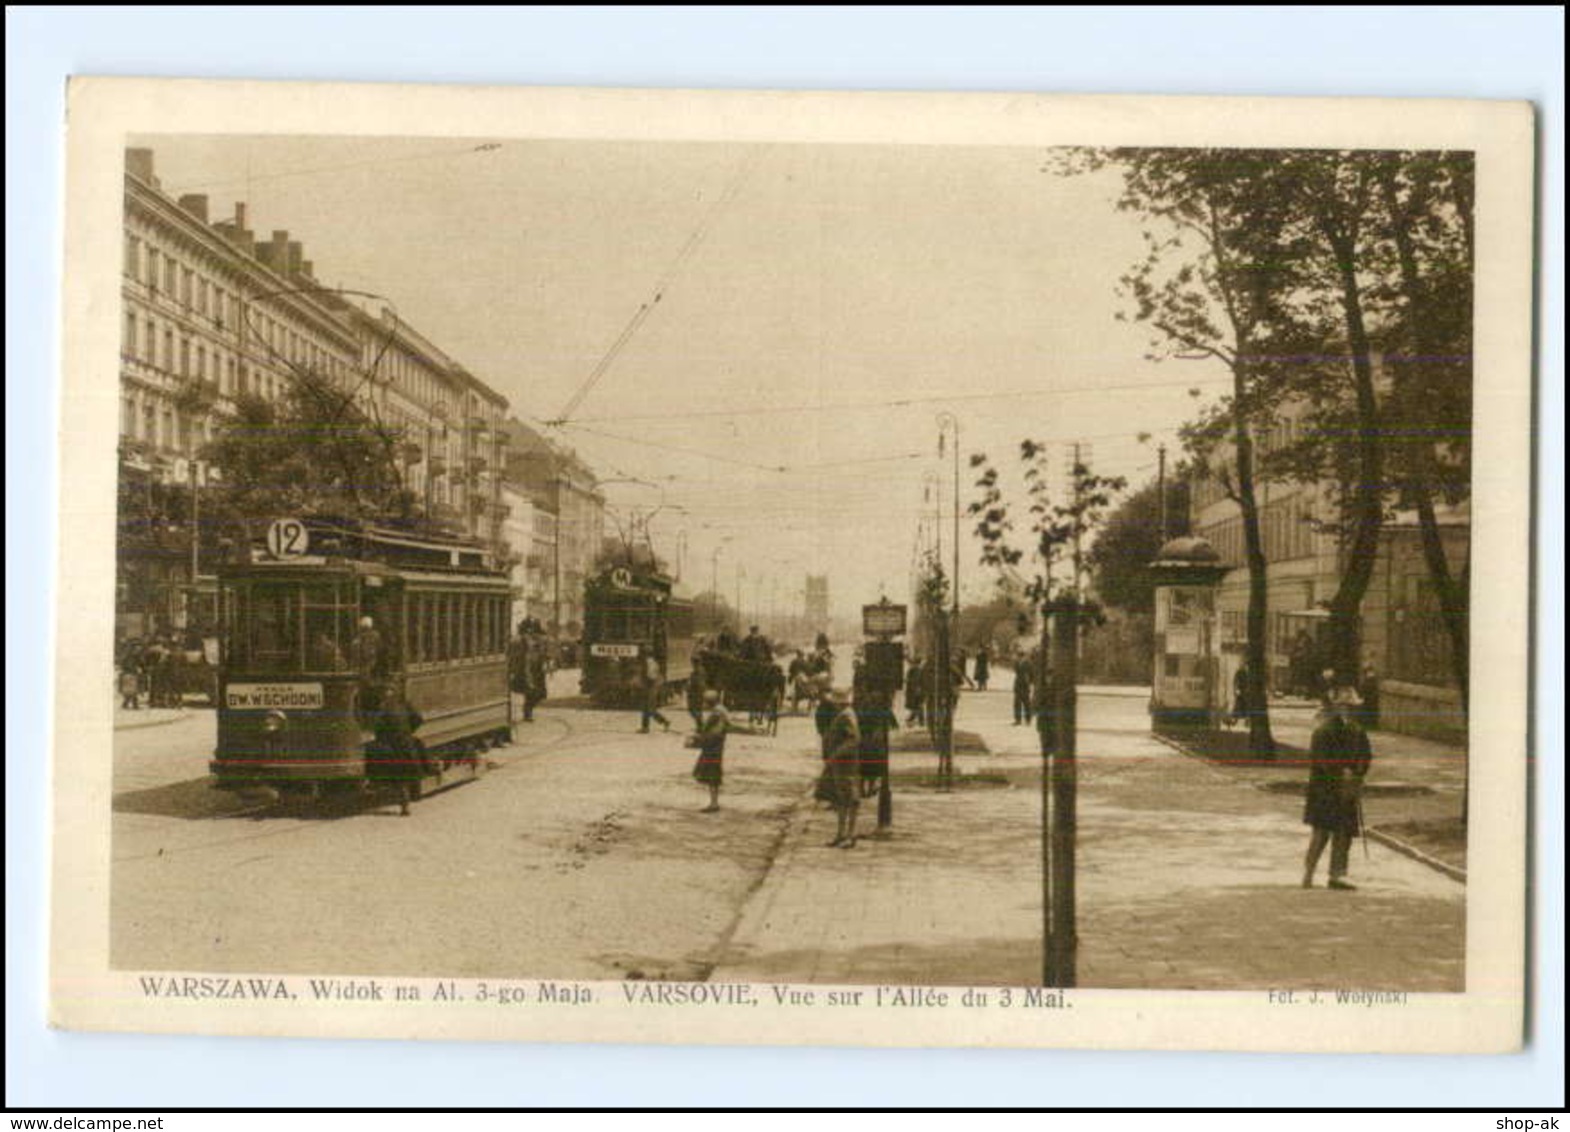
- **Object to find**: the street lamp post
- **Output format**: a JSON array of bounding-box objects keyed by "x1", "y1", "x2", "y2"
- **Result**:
[{"x1": 710, "y1": 540, "x2": 730, "y2": 632}]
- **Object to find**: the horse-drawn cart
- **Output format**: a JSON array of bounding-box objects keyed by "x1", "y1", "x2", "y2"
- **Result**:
[{"x1": 701, "y1": 652, "x2": 785, "y2": 735}]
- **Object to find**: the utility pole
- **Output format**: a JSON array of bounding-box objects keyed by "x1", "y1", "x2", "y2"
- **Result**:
[
  {"x1": 937, "y1": 413, "x2": 960, "y2": 791},
  {"x1": 552, "y1": 464, "x2": 563, "y2": 639},
  {"x1": 189, "y1": 456, "x2": 201, "y2": 587},
  {"x1": 1046, "y1": 602, "x2": 1079, "y2": 987},
  {"x1": 1157, "y1": 443, "x2": 1168, "y2": 543}
]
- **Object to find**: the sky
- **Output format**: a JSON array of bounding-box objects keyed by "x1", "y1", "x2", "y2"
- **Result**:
[{"x1": 138, "y1": 134, "x2": 1232, "y2": 620}]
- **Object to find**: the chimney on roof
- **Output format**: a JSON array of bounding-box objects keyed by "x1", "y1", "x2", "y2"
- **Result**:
[
  {"x1": 302, "y1": 260, "x2": 314, "y2": 279},
  {"x1": 178, "y1": 194, "x2": 209, "y2": 223},
  {"x1": 235, "y1": 202, "x2": 248, "y2": 230},
  {"x1": 287, "y1": 240, "x2": 303, "y2": 275},
  {"x1": 125, "y1": 148, "x2": 155, "y2": 184},
  {"x1": 255, "y1": 230, "x2": 289, "y2": 270}
]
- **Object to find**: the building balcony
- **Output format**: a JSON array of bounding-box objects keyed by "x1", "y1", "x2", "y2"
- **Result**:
[{"x1": 121, "y1": 354, "x2": 179, "y2": 392}]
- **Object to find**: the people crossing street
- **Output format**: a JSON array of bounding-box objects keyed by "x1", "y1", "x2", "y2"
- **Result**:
[{"x1": 638, "y1": 650, "x2": 671, "y2": 733}]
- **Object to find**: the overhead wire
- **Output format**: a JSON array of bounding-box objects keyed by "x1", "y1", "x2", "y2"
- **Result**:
[
  {"x1": 550, "y1": 146, "x2": 767, "y2": 426},
  {"x1": 555, "y1": 374, "x2": 1230, "y2": 427},
  {"x1": 162, "y1": 141, "x2": 506, "y2": 197}
]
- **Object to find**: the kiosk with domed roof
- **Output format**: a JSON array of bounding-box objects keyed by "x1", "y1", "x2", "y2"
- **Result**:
[{"x1": 1147, "y1": 536, "x2": 1228, "y2": 729}]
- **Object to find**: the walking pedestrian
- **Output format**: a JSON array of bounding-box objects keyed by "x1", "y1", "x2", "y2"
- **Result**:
[
  {"x1": 1012, "y1": 650, "x2": 1034, "y2": 725},
  {"x1": 904, "y1": 656, "x2": 926, "y2": 726},
  {"x1": 813, "y1": 673, "x2": 838, "y2": 744},
  {"x1": 687, "y1": 651, "x2": 709, "y2": 728},
  {"x1": 822, "y1": 687, "x2": 862, "y2": 848},
  {"x1": 690, "y1": 689, "x2": 729, "y2": 812},
  {"x1": 1302, "y1": 684, "x2": 1374, "y2": 890},
  {"x1": 1229, "y1": 660, "x2": 1253, "y2": 729},
  {"x1": 508, "y1": 621, "x2": 548, "y2": 723},
  {"x1": 1358, "y1": 664, "x2": 1382, "y2": 731},
  {"x1": 638, "y1": 649, "x2": 671, "y2": 733},
  {"x1": 974, "y1": 646, "x2": 991, "y2": 691},
  {"x1": 118, "y1": 663, "x2": 142, "y2": 711}
]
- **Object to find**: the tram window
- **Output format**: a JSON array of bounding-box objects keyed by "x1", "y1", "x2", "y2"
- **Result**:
[
  {"x1": 250, "y1": 586, "x2": 300, "y2": 670},
  {"x1": 303, "y1": 584, "x2": 350, "y2": 672},
  {"x1": 443, "y1": 594, "x2": 457, "y2": 661},
  {"x1": 426, "y1": 594, "x2": 437, "y2": 662},
  {"x1": 430, "y1": 595, "x2": 444, "y2": 662},
  {"x1": 409, "y1": 594, "x2": 423, "y2": 663}
]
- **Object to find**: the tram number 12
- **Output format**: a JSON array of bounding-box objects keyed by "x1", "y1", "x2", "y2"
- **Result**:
[{"x1": 266, "y1": 517, "x2": 310, "y2": 558}]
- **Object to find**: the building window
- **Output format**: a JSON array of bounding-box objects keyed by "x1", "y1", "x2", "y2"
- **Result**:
[
  {"x1": 181, "y1": 268, "x2": 193, "y2": 308},
  {"x1": 125, "y1": 235, "x2": 140, "y2": 279},
  {"x1": 122, "y1": 396, "x2": 135, "y2": 437},
  {"x1": 179, "y1": 338, "x2": 191, "y2": 378},
  {"x1": 163, "y1": 329, "x2": 174, "y2": 372},
  {"x1": 197, "y1": 345, "x2": 207, "y2": 381},
  {"x1": 144, "y1": 318, "x2": 155, "y2": 360},
  {"x1": 147, "y1": 248, "x2": 159, "y2": 291},
  {"x1": 164, "y1": 257, "x2": 177, "y2": 295},
  {"x1": 124, "y1": 311, "x2": 137, "y2": 355},
  {"x1": 144, "y1": 403, "x2": 157, "y2": 446}
]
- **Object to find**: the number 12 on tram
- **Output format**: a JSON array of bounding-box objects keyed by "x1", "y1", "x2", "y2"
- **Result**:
[{"x1": 211, "y1": 532, "x2": 514, "y2": 803}]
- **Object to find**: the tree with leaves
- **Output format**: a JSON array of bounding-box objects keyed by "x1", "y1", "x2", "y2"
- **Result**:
[
  {"x1": 968, "y1": 442, "x2": 1126, "y2": 719},
  {"x1": 1055, "y1": 148, "x2": 1312, "y2": 755},
  {"x1": 200, "y1": 368, "x2": 419, "y2": 551},
  {"x1": 1372, "y1": 151, "x2": 1473, "y2": 714},
  {"x1": 1089, "y1": 473, "x2": 1191, "y2": 615}
]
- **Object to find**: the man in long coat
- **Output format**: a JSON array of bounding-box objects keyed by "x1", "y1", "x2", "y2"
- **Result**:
[
  {"x1": 1012, "y1": 650, "x2": 1034, "y2": 726},
  {"x1": 1302, "y1": 685, "x2": 1375, "y2": 890}
]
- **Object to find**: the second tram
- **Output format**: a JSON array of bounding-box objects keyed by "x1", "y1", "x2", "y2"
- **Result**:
[{"x1": 580, "y1": 566, "x2": 696, "y2": 706}]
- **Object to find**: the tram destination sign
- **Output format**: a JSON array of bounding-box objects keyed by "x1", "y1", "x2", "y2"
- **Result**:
[
  {"x1": 862, "y1": 601, "x2": 908, "y2": 638},
  {"x1": 225, "y1": 682, "x2": 325, "y2": 709},
  {"x1": 590, "y1": 643, "x2": 640, "y2": 659}
]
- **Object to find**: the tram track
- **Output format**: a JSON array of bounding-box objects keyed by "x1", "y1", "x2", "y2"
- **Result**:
[{"x1": 111, "y1": 707, "x2": 589, "y2": 863}]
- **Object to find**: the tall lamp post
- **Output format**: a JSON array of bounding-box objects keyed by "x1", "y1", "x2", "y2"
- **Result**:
[
  {"x1": 710, "y1": 539, "x2": 731, "y2": 632},
  {"x1": 938, "y1": 412, "x2": 960, "y2": 632}
]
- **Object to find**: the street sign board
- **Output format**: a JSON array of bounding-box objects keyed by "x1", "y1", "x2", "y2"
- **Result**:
[
  {"x1": 225, "y1": 682, "x2": 324, "y2": 710},
  {"x1": 265, "y1": 517, "x2": 310, "y2": 559},
  {"x1": 862, "y1": 601, "x2": 907, "y2": 637}
]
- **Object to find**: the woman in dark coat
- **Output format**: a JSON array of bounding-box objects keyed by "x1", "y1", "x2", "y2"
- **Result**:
[
  {"x1": 1302, "y1": 686, "x2": 1374, "y2": 890},
  {"x1": 691, "y1": 689, "x2": 729, "y2": 812},
  {"x1": 822, "y1": 689, "x2": 862, "y2": 848}
]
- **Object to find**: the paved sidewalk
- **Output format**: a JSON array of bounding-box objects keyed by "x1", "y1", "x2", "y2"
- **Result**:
[
  {"x1": 113, "y1": 700, "x2": 190, "y2": 731},
  {"x1": 712, "y1": 687, "x2": 1465, "y2": 992}
]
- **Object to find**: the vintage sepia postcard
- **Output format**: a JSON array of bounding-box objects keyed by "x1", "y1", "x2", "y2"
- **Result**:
[{"x1": 51, "y1": 78, "x2": 1534, "y2": 1053}]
